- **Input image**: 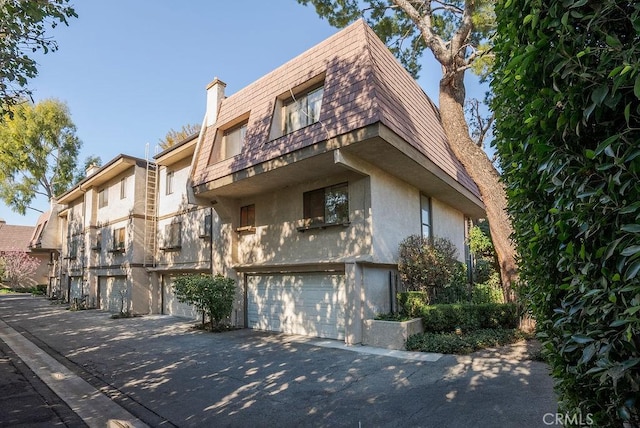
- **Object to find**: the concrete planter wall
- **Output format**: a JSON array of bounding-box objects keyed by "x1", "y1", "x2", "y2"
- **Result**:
[{"x1": 361, "y1": 318, "x2": 424, "y2": 350}]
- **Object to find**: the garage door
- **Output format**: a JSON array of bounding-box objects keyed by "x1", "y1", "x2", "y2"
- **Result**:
[
  {"x1": 247, "y1": 273, "x2": 346, "y2": 340},
  {"x1": 98, "y1": 276, "x2": 127, "y2": 312},
  {"x1": 69, "y1": 277, "x2": 83, "y2": 300},
  {"x1": 162, "y1": 276, "x2": 198, "y2": 319}
]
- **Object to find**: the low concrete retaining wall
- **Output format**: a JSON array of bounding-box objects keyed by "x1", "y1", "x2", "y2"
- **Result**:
[{"x1": 361, "y1": 318, "x2": 423, "y2": 350}]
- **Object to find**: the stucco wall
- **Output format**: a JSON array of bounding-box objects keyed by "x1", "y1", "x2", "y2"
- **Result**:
[
  {"x1": 233, "y1": 171, "x2": 371, "y2": 266},
  {"x1": 369, "y1": 171, "x2": 421, "y2": 263},
  {"x1": 432, "y1": 198, "x2": 466, "y2": 262}
]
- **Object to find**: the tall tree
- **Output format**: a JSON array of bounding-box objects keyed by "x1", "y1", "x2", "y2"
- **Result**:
[
  {"x1": 0, "y1": 0, "x2": 77, "y2": 118},
  {"x1": 158, "y1": 123, "x2": 200, "y2": 150},
  {"x1": 492, "y1": 0, "x2": 639, "y2": 424},
  {"x1": 298, "y1": 0, "x2": 518, "y2": 299},
  {"x1": 0, "y1": 99, "x2": 82, "y2": 214}
]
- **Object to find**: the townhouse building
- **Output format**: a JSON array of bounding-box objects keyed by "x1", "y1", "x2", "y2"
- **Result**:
[
  {"x1": 188, "y1": 20, "x2": 485, "y2": 344},
  {"x1": 35, "y1": 20, "x2": 486, "y2": 345}
]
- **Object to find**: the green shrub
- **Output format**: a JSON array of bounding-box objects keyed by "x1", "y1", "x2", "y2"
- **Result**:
[
  {"x1": 406, "y1": 328, "x2": 527, "y2": 354},
  {"x1": 397, "y1": 292, "x2": 519, "y2": 333},
  {"x1": 173, "y1": 274, "x2": 236, "y2": 331},
  {"x1": 471, "y1": 272, "x2": 504, "y2": 304},
  {"x1": 398, "y1": 235, "x2": 460, "y2": 302},
  {"x1": 397, "y1": 291, "x2": 428, "y2": 317}
]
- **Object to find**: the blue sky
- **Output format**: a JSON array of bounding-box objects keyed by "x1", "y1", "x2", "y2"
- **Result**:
[{"x1": 1, "y1": 0, "x2": 487, "y2": 226}]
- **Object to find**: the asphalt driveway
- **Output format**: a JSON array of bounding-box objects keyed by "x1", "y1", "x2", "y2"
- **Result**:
[{"x1": 0, "y1": 295, "x2": 558, "y2": 427}]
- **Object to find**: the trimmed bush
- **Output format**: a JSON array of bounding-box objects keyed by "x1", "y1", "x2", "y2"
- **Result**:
[
  {"x1": 406, "y1": 328, "x2": 527, "y2": 354},
  {"x1": 398, "y1": 292, "x2": 518, "y2": 333}
]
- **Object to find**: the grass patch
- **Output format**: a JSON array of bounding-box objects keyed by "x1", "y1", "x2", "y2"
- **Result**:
[{"x1": 406, "y1": 328, "x2": 529, "y2": 354}]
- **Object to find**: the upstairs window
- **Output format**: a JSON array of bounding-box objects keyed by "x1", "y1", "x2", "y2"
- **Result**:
[
  {"x1": 303, "y1": 183, "x2": 348, "y2": 226},
  {"x1": 421, "y1": 195, "x2": 432, "y2": 239},
  {"x1": 240, "y1": 204, "x2": 255, "y2": 228},
  {"x1": 120, "y1": 177, "x2": 127, "y2": 199},
  {"x1": 163, "y1": 222, "x2": 182, "y2": 250},
  {"x1": 283, "y1": 86, "x2": 324, "y2": 134},
  {"x1": 92, "y1": 230, "x2": 102, "y2": 251},
  {"x1": 113, "y1": 227, "x2": 125, "y2": 252},
  {"x1": 200, "y1": 213, "x2": 212, "y2": 239},
  {"x1": 98, "y1": 188, "x2": 108, "y2": 208},
  {"x1": 222, "y1": 122, "x2": 247, "y2": 159},
  {"x1": 166, "y1": 170, "x2": 174, "y2": 195},
  {"x1": 67, "y1": 237, "x2": 78, "y2": 259}
]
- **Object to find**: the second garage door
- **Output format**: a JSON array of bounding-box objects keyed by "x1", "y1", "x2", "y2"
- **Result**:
[
  {"x1": 162, "y1": 275, "x2": 199, "y2": 319},
  {"x1": 247, "y1": 273, "x2": 346, "y2": 340}
]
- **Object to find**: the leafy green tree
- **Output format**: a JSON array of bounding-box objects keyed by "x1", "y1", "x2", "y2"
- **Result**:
[
  {"x1": 297, "y1": 0, "x2": 518, "y2": 300},
  {"x1": 0, "y1": 99, "x2": 82, "y2": 214},
  {"x1": 0, "y1": 0, "x2": 77, "y2": 117},
  {"x1": 173, "y1": 274, "x2": 236, "y2": 331},
  {"x1": 158, "y1": 123, "x2": 200, "y2": 150},
  {"x1": 491, "y1": 0, "x2": 640, "y2": 425}
]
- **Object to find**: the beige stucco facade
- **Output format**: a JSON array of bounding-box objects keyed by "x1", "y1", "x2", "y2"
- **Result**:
[{"x1": 32, "y1": 21, "x2": 487, "y2": 345}]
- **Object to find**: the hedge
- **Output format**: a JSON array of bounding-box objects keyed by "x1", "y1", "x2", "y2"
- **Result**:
[{"x1": 398, "y1": 291, "x2": 518, "y2": 333}]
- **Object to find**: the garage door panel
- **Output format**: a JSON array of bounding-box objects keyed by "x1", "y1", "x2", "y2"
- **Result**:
[
  {"x1": 247, "y1": 273, "x2": 345, "y2": 340},
  {"x1": 163, "y1": 276, "x2": 199, "y2": 319}
]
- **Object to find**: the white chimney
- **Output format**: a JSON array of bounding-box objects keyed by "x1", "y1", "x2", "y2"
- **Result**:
[
  {"x1": 206, "y1": 77, "x2": 226, "y2": 127},
  {"x1": 85, "y1": 163, "x2": 99, "y2": 178}
]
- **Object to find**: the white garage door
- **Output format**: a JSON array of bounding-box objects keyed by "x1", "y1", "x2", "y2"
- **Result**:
[
  {"x1": 247, "y1": 273, "x2": 346, "y2": 340},
  {"x1": 69, "y1": 277, "x2": 83, "y2": 300},
  {"x1": 162, "y1": 276, "x2": 198, "y2": 319},
  {"x1": 98, "y1": 276, "x2": 127, "y2": 312}
]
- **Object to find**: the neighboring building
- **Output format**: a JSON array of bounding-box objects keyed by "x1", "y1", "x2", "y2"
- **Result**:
[
  {"x1": 149, "y1": 133, "x2": 215, "y2": 319},
  {"x1": 0, "y1": 219, "x2": 48, "y2": 287},
  {"x1": 42, "y1": 135, "x2": 211, "y2": 320},
  {"x1": 189, "y1": 20, "x2": 485, "y2": 344},
  {"x1": 28, "y1": 209, "x2": 64, "y2": 295},
  {"x1": 55, "y1": 156, "x2": 155, "y2": 313}
]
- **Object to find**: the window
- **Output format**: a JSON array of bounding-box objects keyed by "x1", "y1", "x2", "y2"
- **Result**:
[
  {"x1": 283, "y1": 86, "x2": 324, "y2": 134},
  {"x1": 92, "y1": 230, "x2": 102, "y2": 251},
  {"x1": 68, "y1": 238, "x2": 78, "y2": 259},
  {"x1": 163, "y1": 222, "x2": 182, "y2": 249},
  {"x1": 120, "y1": 177, "x2": 127, "y2": 199},
  {"x1": 200, "y1": 213, "x2": 212, "y2": 238},
  {"x1": 303, "y1": 183, "x2": 348, "y2": 225},
  {"x1": 222, "y1": 122, "x2": 247, "y2": 159},
  {"x1": 113, "y1": 228, "x2": 125, "y2": 251},
  {"x1": 166, "y1": 170, "x2": 174, "y2": 195},
  {"x1": 240, "y1": 204, "x2": 255, "y2": 228},
  {"x1": 421, "y1": 195, "x2": 432, "y2": 239},
  {"x1": 98, "y1": 188, "x2": 108, "y2": 208}
]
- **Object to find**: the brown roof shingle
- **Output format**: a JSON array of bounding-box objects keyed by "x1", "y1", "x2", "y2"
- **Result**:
[
  {"x1": 192, "y1": 19, "x2": 480, "y2": 199},
  {"x1": 0, "y1": 222, "x2": 35, "y2": 252}
]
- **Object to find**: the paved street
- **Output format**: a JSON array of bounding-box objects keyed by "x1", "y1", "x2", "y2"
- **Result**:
[{"x1": 0, "y1": 295, "x2": 558, "y2": 427}]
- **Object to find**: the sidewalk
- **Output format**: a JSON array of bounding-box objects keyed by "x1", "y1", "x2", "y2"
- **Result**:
[
  {"x1": 0, "y1": 295, "x2": 558, "y2": 427},
  {"x1": 0, "y1": 333, "x2": 86, "y2": 427},
  {"x1": 0, "y1": 316, "x2": 147, "y2": 428}
]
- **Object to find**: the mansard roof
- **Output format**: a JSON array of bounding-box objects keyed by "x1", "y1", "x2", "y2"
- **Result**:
[{"x1": 192, "y1": 19, "x2": 480, "y2": 202}]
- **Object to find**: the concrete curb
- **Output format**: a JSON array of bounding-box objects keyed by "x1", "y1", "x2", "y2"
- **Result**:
[{"x1": 0, "y1": 318, "x2": 147, "y2": 428}]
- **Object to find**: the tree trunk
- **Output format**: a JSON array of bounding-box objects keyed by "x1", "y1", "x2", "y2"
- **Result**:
[{"x1": 438, "y1": 71, "x2": 518, "y2": 301}]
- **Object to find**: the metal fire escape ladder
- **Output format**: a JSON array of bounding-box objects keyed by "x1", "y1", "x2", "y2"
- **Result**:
[{"x1": 143, "y1": 146, "x2": 158, "y2": 267}]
